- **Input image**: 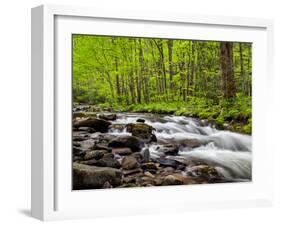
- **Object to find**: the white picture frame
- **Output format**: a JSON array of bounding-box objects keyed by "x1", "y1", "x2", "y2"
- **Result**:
[{"x1": 31, "y1": 4, "x2": 274, "y2": 221}]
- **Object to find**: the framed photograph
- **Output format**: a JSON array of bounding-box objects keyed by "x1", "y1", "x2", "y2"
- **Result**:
[{"x1": 31, "y1": 4, "x2": 274, "y2": 221}]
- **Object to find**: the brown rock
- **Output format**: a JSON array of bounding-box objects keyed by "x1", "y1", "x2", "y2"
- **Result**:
[
  {"x1": 122, "y1": 168, "x2": 142, "y2": 176},
  {"x1": 122, "y1": 156, "x2": 140, "y2": 170},
  {"x1": 73, "y1": 118, "x2": 111, "y2": 133},
  {"x1": 144, "y1": 171, "x2": 155, "y2": 178},
  {"x1": 181, "y1": 139, "x2": 202, "y2": 148},
  {"x1": 126, "y1": 123, "x2": 155, "y2": 140},
  {"x1": 162, "y1": 175, "x2": 184, "y2": 186},
  {"x1": 84, "y1": 150, "x2": 107, "y2": 160},
  {"x1": 112, "y1": 147, "x2": 133, "y2": 155}
]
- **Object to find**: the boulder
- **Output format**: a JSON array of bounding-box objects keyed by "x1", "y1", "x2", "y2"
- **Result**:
[
  {"x1": 155, "y1": 144, "x2": 179, "y2": 155},
  {"x1": 108, "y1": 136, "x2": 143, "y2": 152},
  {"x1": 73, "y1": 118, "x2": 111, "y2": 133},
  {"x1": 73, "y1": 163, "x2": 122, "y2": 189},
  {"x1": 136, "y1": 118, "x2": 145, "y2": 123},
  {"x1": 99, "y1": 113, "x2": 117, "y2": 121},
  {"x1": 162, "y1": 175, "x2": 184, "y2": 186},
  {"x1": 126, "y1": 123, "x2": 155, "y2": 140},
  {"x1": 112, "y1": 147, "x2": 132, "y2": 155},
  {"x1": 121, "y1": 156, "x2": 140, "y2": 170}
]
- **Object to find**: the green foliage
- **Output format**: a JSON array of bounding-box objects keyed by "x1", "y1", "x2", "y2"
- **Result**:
[
  {"x1": 117, "y1": 95, "x2": 252, "y2": 134},
  {"x1": 72, "y1": 35, "x2": 252, "y2": 134}
]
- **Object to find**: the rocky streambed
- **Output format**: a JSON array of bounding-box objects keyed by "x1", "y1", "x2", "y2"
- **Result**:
[{"x1": 72, "y1": 111, "x2": 252, "y2": 190}]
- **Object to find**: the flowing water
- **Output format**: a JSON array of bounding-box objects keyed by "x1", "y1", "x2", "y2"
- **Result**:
[{"x1": 107, "y1": 113, "x2": 252, "y2": 182}]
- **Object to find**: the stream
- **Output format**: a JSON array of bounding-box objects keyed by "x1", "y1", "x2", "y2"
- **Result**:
[{"x1": 107, "y1": 113, "x2": 252, "y2": 182}]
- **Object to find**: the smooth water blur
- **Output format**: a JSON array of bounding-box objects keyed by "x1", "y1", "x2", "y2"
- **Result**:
[{"x1": 110, "y1": 113, "x2": 252, "y2": 181}]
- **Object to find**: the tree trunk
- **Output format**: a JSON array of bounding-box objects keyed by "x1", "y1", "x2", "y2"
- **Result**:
[
  {"x1": 220, "y1": 42, "x2": 236, "y2": 99},
  {"x1": 247, "y1": 44, "x2": 252, "y2": 96},
  {"x1": 239, "y1": 43, "x2": 245, "y2": 94},
  {"x1": 168, "y1": 39, "x2": 174, "y2": 99}
]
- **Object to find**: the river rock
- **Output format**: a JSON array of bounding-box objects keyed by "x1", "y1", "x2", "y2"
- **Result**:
[
  {"x1": 80, "y1": 155, "x2": 121, "y2": 168},
  {"x1": 73, "y1": 141, "x2": 81, "y2": 147},
  {"x1": 141, "y1": 162, "x2": 158, "y2": 171},
  {"x1": 156, "y1": 144, "x2": 179, "y2": 155},
  {"x1": 73, "y1": 131, "x2": 90, "y2": 141},
  {"x1": 144, "y1": 171, "x2": 155, "y2": 178},
  {"x1": 126, "y1": 123, "x2": 155, "y2": 140},
  {"x1": 91, "y1": 143, "x2": 112, "y2": 151},
  {"x1": 109, "y1": 124, "x2": 126, "y2": 131},
  {"x1": 122, "y1": 168, "x2": 143, "y2": 176},
  {"x1": 78, "y1": 127, "x2": 96, "y2": 133},
  {"x1": 162, "y1": 175, "x2": 184, "y2": 186},
  {"x1": 122, "y1": 156, "x2": 140, "y2": 170},
  {"x1": 73, "y1": 105, "x2": 90, "y2": 112},
  {"x1": 108, "y1": 135, "x2": 143, "y2": 152},
  {"x1": 84, "y1": 150, "x2": 107, "y2": 160},
  {"x1": 112, "y1": 147, "x2": 132, "y2": 155},
  {"x1": 99, "y1": 113, "x2": 117, "y2": 121},
  {"x1": 73, "y1": 163, "x2": 122, "y2": 189},
  {"x1": 186, "y1": 165, "x2": 220, "y2": 180},
  {"x1": 102, "y1": 181, "x2": 113, "y2": 189},
  {"x1": 181, "y1": 139, "x2": 202, "y2": 149},
  {"x1": 73, "y1": 118, "x2": 111, "y2": 133},
  {"x1": 152, "y1": 157, "x2": 180, "y2": 168},
  {"x1": 136, "y1": 118, "x2": 145, "y2": 123},
  {"x1": 73, "y1": 112, "x2": 97, "y2": 119},
  {"x1": 73, "y1": 146, "x2": 86, "y2": 157},
  {"x1": 140, "y1": 148, "x2": 150, "y2": 163},
  {"x1": 73, "y1": 156, "x2": 84, "y2": 162}
]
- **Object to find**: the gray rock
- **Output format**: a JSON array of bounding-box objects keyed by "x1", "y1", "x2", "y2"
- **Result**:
[
  {"x1": 108, "y1": 136, "x2": 143, "y2": 152},
  {"x1": 140, "y1": 148, "x2": 150, "y2": 163},
  {"x1": 73, "y1": 163, "x2": 122, "y2": 189},
  {"x1": 156, "y1": 144, "x2": 179, "y2": 155},
  {"x1": 153, "y1": 157, "x2": 180, "y2": 168}
]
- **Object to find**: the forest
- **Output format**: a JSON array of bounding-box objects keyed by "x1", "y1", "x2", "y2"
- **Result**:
[
  {"x1": 72, "y1": 35, "x2": 252, "y2": 190},
  {"x1": 72, "y1": 35, "x2": 252, "y2": 134}
]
